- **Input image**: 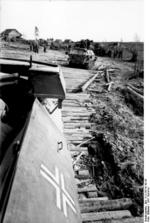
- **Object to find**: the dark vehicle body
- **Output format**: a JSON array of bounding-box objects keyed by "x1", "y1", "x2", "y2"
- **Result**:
[
  {"x1": 67, "y1": 48, "x2": 96, "y2": 69},
  {"x1": 0, "y1": 58, "x2": 81, "y2": 223}
]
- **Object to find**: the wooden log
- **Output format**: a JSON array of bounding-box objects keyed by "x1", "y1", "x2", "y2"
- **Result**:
[
  {"x1": 64, "y1": 128, "x2": 90, "y2": 133},
  {"x1": 63, "y1": 104, "x2": 81, "y2": 107},
  {"x1": 62, "y1": 111, "x2": 91, "y2": 115},
  {"x1": 79, "y1": 197, "x2": 109, "y2": 202},
  {"x1": 106, "y1": 81, "x2": 114, "y2": 92},
  {"x1": 63, "y1": 116, "x2": 89, "y2": 120},
  {"x1": 71, "y1": 151, "x2": 88, "y2": 157},
  {"x1": 83, "y1": 217, "x2": 143, "y2": 223},
  {"x1": 63, "y1": 106, "x2": 84, "y2": 109},
  {"x1": 62, "y1": 111, "x2": 92, "y2": 115},
  {"x1": 78, "y1": 184, "x2": 97, "y2": 193},
  {"x1": 127, "y1": 84, "x2": 143, "y2": 95},
  {"x1": 88, "y1": 89, "x2": 100, "y2": 93},
  {"x1": 76, "y1": 169, "x2": 90, "y2": 180},
  {"x1": 101, "y1": 217, "x2": 144, "y2": 223},
  {"x1": 65, "y1": 134, "x2": 91, "y2": 139},
  {"x1": 76, "y1": 178, "x2": 92, "y2": 187},
  {"x1": 108, "y1": 68, "x2": 120, "y2": 72},
  {"x1": 104, "y1": 68, "x2": 110, "y2": 83},
  {"x1": 66, "y1": 136, "x2": 87, "y2": 141},
  {"x1": 127, "y1": 86, "x2": 144, "y2": 101},
  {"x1": 73, "y1": 151, "x2": 88, "y2": 165},
  {"x1": 64, "y1": 131, "x2": 90, "y2": 135},
  {"x1": 62, "y1": 106, "x2": 91, "y2": 112},
  {"x1": 0, "y1": 99, "x2": 5, "y2": 117},
  {"x1": 79, "y1": 198, "x2": 133, "y2": 213},
  {"x1": 64, "y1": 126, "x2": 90, "y2": 131},
  {"x1": 64, "y1": 123, "x2": 91, "y2": 129},
  {"x1": 76, "y1": 137, "x2": 95, "y2": 148},
  {"x1": 81, "y1": 210, "x2": 132, "y2": 222},
  {"x1": 68, "y1": 140, "x2": 85, "y2": 145},
  {"x1": 66, "y1": 137, "x2": 91, "y2": 142},
  {"x1": 66, "y1": 93, "x2": 90, "y2": 99},
  {"x1": 63, "y1": 116, "x2": 91, "y2": 119},
  {"x1": 87, "y1": 191, "x2": 98, "y2": 198},
  {"x1": 69, "y1": 146, "x2": 88, "y2": 152},
  {"x1": 78, "y1": 194, "x2": 87, "y2": 200},
  {"x1": 63, "y1": 106, "x2": 89, "y2": 111},
  {"x1": 81, "y1": 73, "x2": 100, "y2": 92},
  {"x1": 64, "y1": 129, "x2": 91, "y2": 137},
  {"x1": 63, "y1": 120, "x2": 90, "y2": 123},
  {"x1": 64, "y1": 124, "x2": 89, "y2": 129}
]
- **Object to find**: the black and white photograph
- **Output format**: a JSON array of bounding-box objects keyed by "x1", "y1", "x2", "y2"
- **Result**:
[{"x1": 0, "y1": 0, "x2": 146, "y2": 222}]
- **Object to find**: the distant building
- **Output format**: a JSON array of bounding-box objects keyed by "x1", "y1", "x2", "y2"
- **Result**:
[{"x1": 0, "y1": 29, "x2": 22, "y2": 41}]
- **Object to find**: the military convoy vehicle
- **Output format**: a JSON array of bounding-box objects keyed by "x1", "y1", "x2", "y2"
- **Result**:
[
  {"x1": 67, "y1": 47, "x2": 97, "y2": 69},
  {"x1": 0, "y1": 57, "x2": 81, "y2": 223}
]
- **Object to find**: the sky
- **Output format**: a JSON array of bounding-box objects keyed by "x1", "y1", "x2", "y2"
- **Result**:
[{"x1": 0, "y1": 0, "x2": 144, "y2": 42}]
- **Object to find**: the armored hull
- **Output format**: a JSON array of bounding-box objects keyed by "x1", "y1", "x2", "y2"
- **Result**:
[
  {"x1": 0, "y1": 58, "x2": 81, "y2": 223},
  {"x1": 68, "y1": 48, "x2": 96, "y2": 69}
]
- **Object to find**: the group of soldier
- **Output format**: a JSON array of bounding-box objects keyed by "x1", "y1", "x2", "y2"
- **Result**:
[
  {"x1": 94, "y1": 44, "x2": 123, "y2": 60},
  {"x1": 111, "y1": 45, "x2": 123, "y2": 59}
]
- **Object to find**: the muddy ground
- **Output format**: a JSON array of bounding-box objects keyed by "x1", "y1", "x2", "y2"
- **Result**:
[
  {"x1": 88, "y1": 57, "x2": 143, "y2": 216},
  {"x1": 0, "y1": 40, "x2": 144, "y2": 216}
]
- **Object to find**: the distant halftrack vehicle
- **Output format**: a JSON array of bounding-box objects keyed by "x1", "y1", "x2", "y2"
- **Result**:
[{"x1": 67, "y1": 48, "x2": 97, "y2": 69}]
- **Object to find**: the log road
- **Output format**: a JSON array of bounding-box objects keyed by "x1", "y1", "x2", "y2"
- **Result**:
[
  {"x1": 0, "y1": 46, "x2": 143, "y2": 222},
  {"x1": 61, "y1": 66, "x2": 143, "y2": 223}
]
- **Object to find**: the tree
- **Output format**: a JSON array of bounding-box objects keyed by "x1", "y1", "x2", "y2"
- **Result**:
[{"x1": 134, "y1": 33, "x2": 141, "y2": 42}]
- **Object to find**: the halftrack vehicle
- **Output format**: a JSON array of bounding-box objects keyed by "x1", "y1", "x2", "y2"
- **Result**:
[{"x1": 67, "y1": 47, "x2": 96, "y2": 69}]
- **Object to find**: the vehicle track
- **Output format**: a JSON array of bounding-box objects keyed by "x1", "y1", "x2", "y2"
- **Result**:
[{"x1": 62, "y1": 66, "x2": 143, "y2": 223}]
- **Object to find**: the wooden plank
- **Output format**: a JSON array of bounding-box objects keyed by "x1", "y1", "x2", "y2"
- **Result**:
[
  {"x1": 63, "y1": 104, "x2": 81, "y2": 107},
  {"x1": 63, "y1": 120, "x2": 91, "y2": 124},
  {"x1": 65, "y1": 133, "x2": 91, "y2": 138},
  {"x1": 79, "y1": 198, "x2": 132, "y2": 213},
  {"x1": 81, "y1": 73, "x2": 99, "y2": 92},
  {"x1": 69, "y1": 146, "x2": 88, "y2": 152},
  {"x1": 78, "y1": 185, "x2": 97, "y2": 193},
  {"x1": 76, "y1": 179, "x2": 92, "y2": 187},
  {"x1": 81, "y1": 210, "x2": 132, "y2": 222},
  {"x1": 64, "y1": 129, "x2": 90, "y2": 133},
  {"x1": 0, "y1": 99, "x2": 5, "y2": 116},
  {"x1": 76, "y1": 170, "x2": 90, "y2": 180},
  {"x1": 80, "y1": 197, "x2": 109, "y2": 202},
  {"x1": 89, "y1": 217, "x2": 143, "y2": 223},
  {"x1": 64, "y1": 124, "x2": 91, "y2": 129},
  {"x1": 65, "y1": 134, "x2": 91, "y2": 139},
  {"x1": 70, "y1": 151, "x2": 88, "y2": 157},
  {"x1": 62, "y1": 112, "x2": 91, "y2": 116},
  {"x1": 63, "y1": 116, "x2": 89, "y2": 119},
  {"x1": 66, "y1": 94, "x2": 90, "y2": 101},
  {"x1": 65, "y1": 135, "x2": 91, "y2": 139},
  {"x1": 68, "y1": 140, "x2": 86, "y2": 145},
  {"x1": 62, "y1": 107, "x2": 91, "y2": 111}
]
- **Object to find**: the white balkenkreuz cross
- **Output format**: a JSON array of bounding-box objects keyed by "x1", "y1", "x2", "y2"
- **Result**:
[{"x1": 40, "y1": 164, "x2": 77, "y2": 217}]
